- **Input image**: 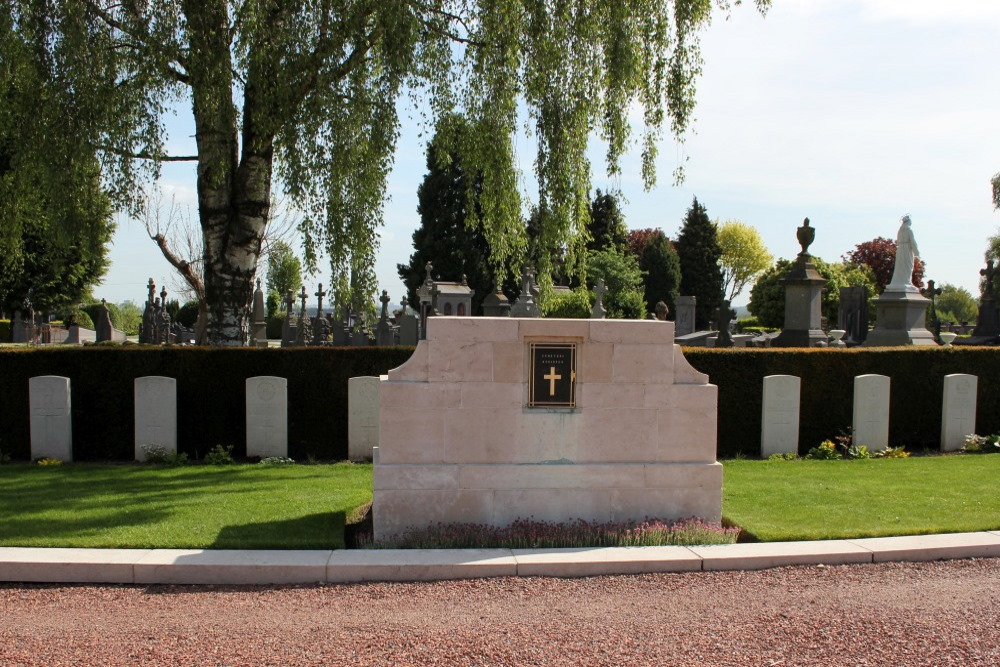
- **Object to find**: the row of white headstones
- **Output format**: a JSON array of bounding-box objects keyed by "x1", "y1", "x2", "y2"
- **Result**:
[
  {"x1": 761, "y1": 373, "x2": 979, "y2": 456},
  {"x1": 25, "y1": 372, "x2": 979, "y2": 462},
  {"x1": 26, "y1": 375, "x2": 289, "y2": 462}
]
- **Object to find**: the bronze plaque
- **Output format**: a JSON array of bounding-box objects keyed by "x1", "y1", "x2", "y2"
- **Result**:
[{"x1": 528, "y1": 343, "x2": 577, "y2": 408}]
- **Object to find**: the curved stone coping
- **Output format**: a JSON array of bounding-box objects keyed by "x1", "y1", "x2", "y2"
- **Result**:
[{"x1": 2, "y1": 532, "x2": 1000, "y2": 585}]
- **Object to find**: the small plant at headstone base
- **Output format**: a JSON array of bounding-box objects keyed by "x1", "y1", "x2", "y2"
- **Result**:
[
  {"x1": 35, "y1": 457, "x2": 63, "y2": 466},
  {"x1": 845, "y1": 444, "x2": 871, "y2": 460},
  {"x1": 365, "y1": 517, "x2": 740, "y2": 550},
  {"x1": 203, "y1": 444, "x2": 235, "y2": 465},
  {"x1": 873, "y1": 446, "x2": 910, "y2": 459},
  {"x1": 767, "y1": 452, "x2": 797, "y2": 461},
  {"x1": 961, "y1": 434, "x2": 1000, "y2": 454},
  {"x1": 0, "y1": 449, "x2": 11, "y2": 464},
  {"x1": 258, "y1": 456, "x2": 296, "y2": 465},
  {"x1": 805, "y1": 440, "x2": 842, "y2": 460},
  {"x1": 140, "y1": 445, "x2": 188, "y2": 466}
]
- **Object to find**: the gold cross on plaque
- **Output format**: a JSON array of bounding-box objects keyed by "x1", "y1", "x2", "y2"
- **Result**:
[{"x1": 543, "y1": 366, "x2": 562, "y2": 396}]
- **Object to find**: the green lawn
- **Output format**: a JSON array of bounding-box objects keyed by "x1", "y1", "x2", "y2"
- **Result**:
[
  {"x1": 723, "y1": 455, "x2": 1000, "y2": 542},
  {"x1": 3, "y1": 456, "x2": 999, "y2": 549},
  {"x1": 0, "y1": 463, "x2": 372, "y2": 549}
]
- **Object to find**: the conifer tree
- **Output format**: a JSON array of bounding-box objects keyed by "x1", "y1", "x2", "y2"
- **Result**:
[{"x1": 675, "y1": 198, "x2": 724, "y2": 329}]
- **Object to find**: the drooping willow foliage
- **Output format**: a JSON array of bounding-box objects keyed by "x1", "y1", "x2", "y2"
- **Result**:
[{"x1": 1, "y1": 0, "x2": 769, "y2": 343}]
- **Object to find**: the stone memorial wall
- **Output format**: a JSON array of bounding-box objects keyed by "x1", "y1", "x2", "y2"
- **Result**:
[{"x1": 373, "y1": 317, "x2": 721, "y2": 540}]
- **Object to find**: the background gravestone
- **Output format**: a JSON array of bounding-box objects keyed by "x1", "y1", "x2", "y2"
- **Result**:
[
  {"x1": 941, "y1": 374, "x2": 977, "y2": 452},
  {"x1": 761, "y1": 375, "x2": 800, "y2": 457},
  {"x1": 348, "y1": 376, "x2": 381, "y2": 461},
  {"x1": 246, "y1": 376, "x2": 288, "y2": 458},
  {"x1": 134, "y1": 376, "x2": 177, "y2": 461},
  {"x1": 29, "y1": 376, "x2": 72, "y2": 461},
  {"x1": 674, "y1": 296, "x2": 696, "y2": 337},
  {"x1": 838, "y1": 286, "x2": 868, "y2": 345},
  {"x1": 853, "y1": 374, "x2": 890, "y2": 450}
]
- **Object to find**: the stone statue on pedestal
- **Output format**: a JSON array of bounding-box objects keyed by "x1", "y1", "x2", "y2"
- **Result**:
[{"x1": 886, "y1": 215, "x2": 920, "y2": 292}]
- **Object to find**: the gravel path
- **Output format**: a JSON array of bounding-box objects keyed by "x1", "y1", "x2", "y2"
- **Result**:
[{"x1": 2, "y1": 558, "x2": 999, "y2": 666}]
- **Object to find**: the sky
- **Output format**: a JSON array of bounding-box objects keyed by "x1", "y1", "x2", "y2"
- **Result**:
[{"x1": 96, "y1": 0, "x2": 1000, "y2": 309}]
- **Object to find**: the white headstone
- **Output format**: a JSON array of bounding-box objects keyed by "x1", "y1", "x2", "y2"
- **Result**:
[
  {"x1": 853, "y1": 374, "x2": 890, "y2": 451},
  {"x1": 761, "y1": 375, "x2": 800, "y2": 457},
  {"x1": 29, "y1": 376, "x2": 72, "y2": 461},
  {"x1": 348, "y1": 376, "x2": 381, "y2": 461},
  {"x1": 941, "y1": 374, "x2": 977, "y2": 452},
  {"x1": 134, "y1": 376, "x2": 177, "y2": 461},
  {"x1": 246, "y1": 376, "x2": 288, "y2": 458}
]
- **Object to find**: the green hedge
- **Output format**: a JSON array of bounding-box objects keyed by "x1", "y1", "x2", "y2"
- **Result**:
[
  {"x1": 684, "y1": 347, "x2": 1000, "y2": 458},
  {"x1": 3, "y1": 345, "x2": 999, "y2": 462},
  {"x1": 0, "y1": 346, "x2": 413, "y2": 461}
]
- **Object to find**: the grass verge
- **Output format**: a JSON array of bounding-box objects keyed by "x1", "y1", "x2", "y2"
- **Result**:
[
  {"x1": 723, "y1": 455, "x2": 1000, "y2": 542},
  {"x1": 0, "y1": 463, "x2": 372, "y2": 549}
]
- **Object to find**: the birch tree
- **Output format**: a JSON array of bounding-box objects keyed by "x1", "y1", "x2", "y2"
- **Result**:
[{"x1": 2, "y1": 0, "x2": 769, "y2": 345}]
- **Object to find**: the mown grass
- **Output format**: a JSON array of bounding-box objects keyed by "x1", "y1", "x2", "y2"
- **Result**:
[
  {"x1": 723, "y1": 455, "x2": 1000, "y2": 542},
  {"x1": 0, "y1": 463, "x2": 372, "y2": 549},
  {"x1": 3, "y1": 455, "x2": 999, "y2": 549}
]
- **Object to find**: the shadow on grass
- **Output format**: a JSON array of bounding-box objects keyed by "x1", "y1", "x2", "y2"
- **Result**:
[{"x1": 210, "y1": 512, "x2": 346, "y2": 550}]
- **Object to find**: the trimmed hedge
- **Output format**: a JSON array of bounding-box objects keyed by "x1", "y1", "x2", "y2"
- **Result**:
[
  {"x1": 0, "y1": 346, "x2": 413, "y2": 461},
  {"x1": 684, "y1": 347, "x2": 1000, "y2": 458},
  {"x1": 2, "y1": 345, "x2": 999, "y2": 462}
]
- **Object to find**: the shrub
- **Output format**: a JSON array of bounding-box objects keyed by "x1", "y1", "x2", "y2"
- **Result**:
[
  {"x1": 805, "y1": 440, "x2": 842, "y2": 460},
  {"x1": 176, "y1": 301, "x2": 200, "y2": 328},
  {"x1": 259, "y1": 456, "x2": 296, "y2": 465},
  {"x1": 35, "y1": 457, "x2": 63, "y2": 466},
  {"x1": 266, "y1": 312, "x2": 288, "y2": 340},
  {"x1": 0, "y1": 319, "x2": 12, "y2": 342},
  {"x1": 204, "y1": 444, "x2": 235, "y2": 465},
  {"x1": 141, "y1": 445, "x2": 189, "y2": 465},
  {"x1": 874, "y1": 446, "x2": 910, "y2": 459},
  {"x1": 962, "y1": 434, "x2": 1000, "y2": 454},
  {"x1": 541, "y1": 289, "x2": 591, "y2": 319},
  {"x1": 767, "y1": 452, "x2": 797, "y2": 461},
  {"x1": 62, "y1": 309, "x2": 95, "y2": 329}
]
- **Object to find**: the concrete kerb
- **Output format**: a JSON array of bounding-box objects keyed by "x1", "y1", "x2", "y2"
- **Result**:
[{"x1": 3, "y1": 532, "x2": 1000, "y2": 585}]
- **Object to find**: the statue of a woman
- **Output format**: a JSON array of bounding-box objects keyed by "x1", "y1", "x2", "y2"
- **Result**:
[{"x1": 887, "y1": 215, "x2": 920, "y2": 292}]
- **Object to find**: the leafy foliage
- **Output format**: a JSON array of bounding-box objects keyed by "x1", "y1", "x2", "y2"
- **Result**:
[
  {"x1": 585, "y1": 247, "x2": 645, "y2": 319},
  {"x1": 117, "y1": 301, "x2": 143, "y2": 336},
  {"x1": 675, "y1": 198, "x2": 724, "y2": 329},
  {"x1": 843, "y1": 236, "x2": 925, "y2": 294},
  {"x1": 2, "y1": 1, "x2": 769, "y2": 343},
  {"x1": 265, "y1": 241, "x2": 302, "y2": 316},
  {"x1": 540, "y1": 289, "x2": 592, "y2": 319},
  {"x1": 716, "y1": 219, "x2": 773, "y2": 301},
  {"x1": 747, "y1": 257, "x2": 876, "y2": 329},
  {"x1": 935, "y1": 283, "x2": 978, "y2": 324},
  {"x1": 586, "y1": 190, "x2": 628, "y2": 253}
]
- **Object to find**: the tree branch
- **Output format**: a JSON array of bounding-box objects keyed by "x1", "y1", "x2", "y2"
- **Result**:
[{"x1": 93, "y1": 143, "x2": 198, "y2": 162}]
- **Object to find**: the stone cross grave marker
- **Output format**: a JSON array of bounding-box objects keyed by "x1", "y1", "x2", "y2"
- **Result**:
[
  {"x1": 246, "y1": 376, "x2": 288, "y2": 458},
  {"x1": 134, "y1": 376, "x2": 177, "y2": 461},
  {"x1": 853, "y1": 374, "x2": 890, "y2": 450},
  {"x1": 348, "y1": 376, "x2": 381, "y2": 461},
  {"x1": 761, "y1": 375, "x2": 800, "y2": 457},
  {"x1": 941, "y1": 374, "x2": 978, "y2": 452},
  {"x1": 29, "y1": 376, "x2": 72, "y2": 461}
]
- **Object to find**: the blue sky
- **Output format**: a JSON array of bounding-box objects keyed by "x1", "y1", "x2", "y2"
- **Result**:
[{"x1": 97, "y1": 0, "x2": 1000, "y2": 308}]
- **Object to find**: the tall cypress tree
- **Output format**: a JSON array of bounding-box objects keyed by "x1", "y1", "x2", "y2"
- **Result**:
[
  {"x1": 397, "y1": 117, "x2": 500, "y2": 314},
  {"x1": 638, "y1": 230, "x2": 682, "y2": 317},
  {"x1": 675, "y1": 197, "x2": 724, "y2": 329}
]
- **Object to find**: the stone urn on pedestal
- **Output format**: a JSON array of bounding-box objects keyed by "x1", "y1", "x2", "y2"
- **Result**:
[
  {"x1": 772, "y1": 218, "x2": 829, "y2": 348},
  {"x1": 863, "y1": 216, "x2": 936, "y2": 347}
]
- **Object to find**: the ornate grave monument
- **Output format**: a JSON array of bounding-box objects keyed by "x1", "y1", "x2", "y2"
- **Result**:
[
  {"x1": 772, "y1": 218, "x2": 828, "y2": 348},
  {"x1": 863, "y1": 216, "x2": 935, "y2": 346}
]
